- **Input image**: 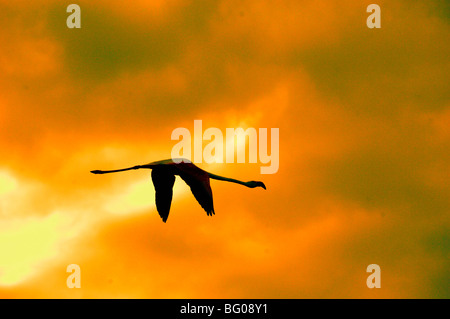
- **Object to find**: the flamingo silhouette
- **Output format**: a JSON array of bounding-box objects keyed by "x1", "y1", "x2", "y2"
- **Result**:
[{"x1": 91, "y1": 158, "x2": 266, "y2": 222}]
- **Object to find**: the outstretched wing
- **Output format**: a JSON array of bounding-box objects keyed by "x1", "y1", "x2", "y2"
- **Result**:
[
  {"x1": 178, "y1": 169, "x2": 215, "y2": 217},
  {"x1": 151, "y1": 168, "x2": 176, "y2": 222}
]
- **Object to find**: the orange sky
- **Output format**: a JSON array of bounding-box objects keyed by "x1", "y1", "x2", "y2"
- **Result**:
[{"x1": 0, "y1": 0, "x2": 449, "y2": 298}]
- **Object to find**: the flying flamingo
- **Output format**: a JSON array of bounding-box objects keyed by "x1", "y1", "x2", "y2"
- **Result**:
[{"x1": 91, "y1": 158, "x2": 266, "y2": 222}]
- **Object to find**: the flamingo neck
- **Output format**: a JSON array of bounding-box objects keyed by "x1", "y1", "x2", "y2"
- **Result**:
[
  {"x1": 91, "y1": 165, "x2": 142, "y2": 174},
  {"x1": 208, "y1": 173, "x2": 249, "y2": 187}
]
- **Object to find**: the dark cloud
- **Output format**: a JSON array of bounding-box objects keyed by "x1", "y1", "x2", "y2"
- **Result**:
[
  {"x1": 292, "y1": 1, "x2": 450, "y2": 115},
  {"x1": 45, "y1": 1, "x2": 220, "y2": 82},
  {"x1": 323, "y1": 147, "x2": 449, "y2": 216}
]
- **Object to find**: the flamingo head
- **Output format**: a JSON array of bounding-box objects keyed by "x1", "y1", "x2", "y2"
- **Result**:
[{"x1": 247, "y1": 181, "x2": 266, "y2": 190}]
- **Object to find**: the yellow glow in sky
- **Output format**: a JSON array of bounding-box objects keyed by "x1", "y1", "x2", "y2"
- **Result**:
[
  {"x1": 0, "y1": 171, "x2": 17, "y2": 196},
  {"x1": 0, "y1": 213, "x2": 68, "y2": 286}
]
